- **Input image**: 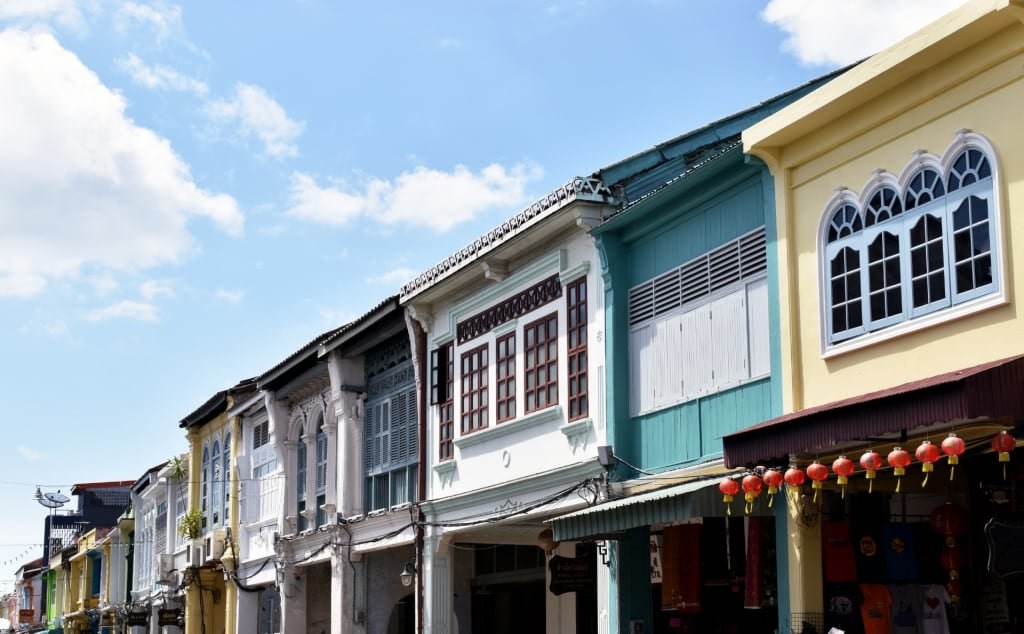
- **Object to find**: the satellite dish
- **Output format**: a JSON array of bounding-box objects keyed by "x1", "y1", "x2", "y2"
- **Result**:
[
  {"x1": 44, "y1": 492, "x2": 70, "y2": 505},
  {"x1": 37, "y1": 497, "x2": 62, "y2": 509}
]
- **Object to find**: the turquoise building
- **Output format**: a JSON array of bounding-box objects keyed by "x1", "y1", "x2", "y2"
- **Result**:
[{"x1": 550, "y1": 71, "x2": 843, "y2": 634}]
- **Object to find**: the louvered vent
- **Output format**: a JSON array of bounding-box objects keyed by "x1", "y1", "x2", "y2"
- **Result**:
[{"x1": 628, "y1": 226, "x2": 767, "y2": 327}]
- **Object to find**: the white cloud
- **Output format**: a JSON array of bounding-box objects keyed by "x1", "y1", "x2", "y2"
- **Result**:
[
  {"x1": 206, "y1": 83, "x2": 304, "y2": 159},
  {"x1": 114, "y1": 1, "x2": 182, "y2": 42},
  {"x1": 90, "y1": 274, "x2": 119, "y2": 296},
  {"x1": 0, "y1": 0, "x2": 89, "y2": 31},
  {"x1": 368, "y1": 268, "x2": 419, "y2": 286},
  {"x1": 140, "y1": 278, "x2": 174, "y2": 300},
  {"x1": 286, "y1": 163, "x2": 543, "y2": 233},
  {"x1": 0, "y1": 29, "x2": 243, "y2": 298},
  {"x1": 116, "y1": 52, "x2": 207, "y2": 95},
  {"x1": 84, "y1": 300, "x2": 159, "y2": 322},
  {"x1": 17, "y1": 446, "x2": 46, "y2": 461},
  {"x1": 215, "y1": 288, "x2": 244, "y2": 303},
  {"x1": 761, "y1": 0, "x2": 968, "y2": 66}
]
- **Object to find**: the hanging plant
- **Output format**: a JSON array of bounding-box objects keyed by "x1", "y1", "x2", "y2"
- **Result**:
[{"x1": 177, "y1": 509, "x2": 203, "y2": 540}]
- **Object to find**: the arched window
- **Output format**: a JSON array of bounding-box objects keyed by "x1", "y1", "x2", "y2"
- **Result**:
[
  {"x1": 201, "y1": 445, "x2": 210, "y2": 530},
  {"x1": 211, "y1": 439, "x2": 222, "y2": 528},
  {"x1": 820, "y1": 133, "x2": 1000, "y2": 348},
  {"x1": 222, "y1": 431, "x2": 231, "y2": 526},
  {"x1": 314, "y1": 415, "x2": 328, "y2": 527},
  {"x1": 296, "y1": 436, "x2": 307, "y2": 533}
]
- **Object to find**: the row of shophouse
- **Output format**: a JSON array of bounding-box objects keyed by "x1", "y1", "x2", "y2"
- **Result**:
[{"x1": 4, "y1": 2, "x2": 1024, "y2": 632}]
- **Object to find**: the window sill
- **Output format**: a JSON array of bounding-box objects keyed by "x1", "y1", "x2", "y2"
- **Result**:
[
  {"x1": 453, "y1": 405, "x2": 563, "y2": 450},
  {"x1": 821, "y1": 291, "x2": 1007, "y2": 359}
]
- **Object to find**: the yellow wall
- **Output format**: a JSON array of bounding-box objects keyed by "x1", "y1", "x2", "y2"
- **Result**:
[{"x1": 748, "y1": 10, "x2": 1024, "y2": 411}]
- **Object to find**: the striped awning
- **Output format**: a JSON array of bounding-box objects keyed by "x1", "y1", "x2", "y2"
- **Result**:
[{"x1": 548, "y1": 466, "x2": 760, "y2": 541}]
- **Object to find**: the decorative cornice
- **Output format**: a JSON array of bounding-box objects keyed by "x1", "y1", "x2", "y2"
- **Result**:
[{"x1": 400, "y1": 176, "x2": 614, "y2": 301}]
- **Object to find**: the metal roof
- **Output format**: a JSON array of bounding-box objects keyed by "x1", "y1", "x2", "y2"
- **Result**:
[{"x1": 723, "y1": 354, "x2": 1024, "y2": 468}]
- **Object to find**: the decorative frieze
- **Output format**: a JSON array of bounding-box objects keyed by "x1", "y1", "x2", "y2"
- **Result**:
[{"x1": 456, "y1": 275, "x2": 562, "y2": 344}]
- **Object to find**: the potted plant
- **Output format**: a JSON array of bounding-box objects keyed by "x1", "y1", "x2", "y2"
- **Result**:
[{"x1": 177, "y1": 509, "x2": 203, "y2": 540}]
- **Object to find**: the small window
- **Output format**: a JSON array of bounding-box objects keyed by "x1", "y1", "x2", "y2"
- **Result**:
[
  {"x1": 495, "y1": 333, "x2": 516, "y2": 423},
  {"x1": 460, "y1": 344, "x2": 489, "y2": 434},
  {"x1": 524, "y1": 314, "x2": 558, "y2": 413}
]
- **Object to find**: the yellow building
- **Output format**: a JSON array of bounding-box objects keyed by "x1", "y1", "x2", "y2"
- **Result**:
[
  {"x1": 178, "y1": 378, "x2": 256, "y2": 634},
  {"x1": 725, "y1": 1, "x2": 1024, "y2": 632}
]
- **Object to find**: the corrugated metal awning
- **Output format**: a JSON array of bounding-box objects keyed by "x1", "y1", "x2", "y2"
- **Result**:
[
  {"x1": 548, "y1": 471, "x2": 751, "y2": 542},
  {"x1": 723, "y1": 354, "x2": 1024, "y2": 468}
]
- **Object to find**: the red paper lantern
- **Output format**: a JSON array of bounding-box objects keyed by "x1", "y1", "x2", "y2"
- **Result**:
[
  {"x1": 941, "y1": 433, "x2": 966, "y2": 481},
  {"x1": 719, "y1": 478, "x2": 740, "y2": 515},
  {"x1": 939, "y1": 544, "x2": 963, "y2": 572},
  {"x1": 832, "y1": 455, "x2": 855, "y2": 498},
  {"x1": 915, "y1": 440, "x2": 941, "y2": 487},
  {"x1": 784, "y1": 466, "x2": 805, "y2": 487},
  {"x1": 992, "y1": 431, "x2": 1016, "y2": 479},
  {"x1": 888, "y1": 447, "x2": 912, "y2": 493},
  {"x1": 762, "y1": 469, "x2": 784, "y2": 508},
  {"x1": 806, "y1": 461, "x2": 829, "y2": 502},
  {"x1": 860, "y1": 450, "x2": 882, "y2": 493},
  {"x1": 946, "y1": 578, "x2": 963, "y2": 603},
  {"x1": 930, "y1": 503, "x2": 969, "y2": 537},
  {"x1": 742, "y1": 474, "x2": 763, "y2": 514}
]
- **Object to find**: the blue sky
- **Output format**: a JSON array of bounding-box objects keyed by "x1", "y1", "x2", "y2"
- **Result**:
[{"x1": 0, "y1": 0, "x2": 966, "y2": 586}]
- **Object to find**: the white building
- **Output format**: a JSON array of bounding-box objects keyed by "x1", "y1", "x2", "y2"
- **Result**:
[{"x1": 400, "y1": 177, "x2": 617, "y2": 634}]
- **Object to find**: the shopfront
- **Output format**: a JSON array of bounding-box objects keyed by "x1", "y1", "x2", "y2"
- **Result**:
[{"x1": 723, "y1": 356, "x2": 1024, "y2": 633}]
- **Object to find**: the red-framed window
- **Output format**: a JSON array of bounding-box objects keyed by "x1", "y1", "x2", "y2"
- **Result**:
[
  {"x1": 495, "y1": 332, "x2": 516, "y2": 423},
  {"x1": 524, "y1": 313, "x2": 558, "y2": 413},
  {"x1": 460, "y1": 344, "x2": 489, "y2": 434},
  {"x1": 435, "y1": 342, "x2": 455, "y2": 461},
  {"x1": 566, "y1": 278, "x2": 588, "y2": 421}
]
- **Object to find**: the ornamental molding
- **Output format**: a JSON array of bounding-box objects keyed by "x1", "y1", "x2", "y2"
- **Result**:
[
  {"x1": 433, "y1": 460, "x2": 458, "y2": 490},
  {"x1": 456, "y1": 274, "x2": 562, "y2": 344},
  {"x1": 400, "y1": 176, "x2": 614, "y2": 301},
  {"x1": 559, "y1": 418, "x2": 594, "y2": 454}
]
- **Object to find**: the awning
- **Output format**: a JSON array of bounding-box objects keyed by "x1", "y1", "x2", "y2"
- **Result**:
[
  {"x1": 548, "y1": 471, "x2": 759, "y2": 542},
  {"x1": 723, "y1": 354, "x2": 1024, "y2": 468}
]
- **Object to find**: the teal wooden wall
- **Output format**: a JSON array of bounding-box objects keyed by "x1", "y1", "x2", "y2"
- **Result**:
[
  {"x1": 600, "y1": 162, "x2": 783, "y2": 473},
  {"x1": 628, "y1": 177, "x2": 764, "y2": 287},
  {"x1": 630, "y1": 378, "x2": 773, "y2": 469}
]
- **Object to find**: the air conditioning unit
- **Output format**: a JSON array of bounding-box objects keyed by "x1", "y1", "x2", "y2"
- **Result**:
[
  {"x1": 204, "y1": 528, "x2": 227, "y2": 563},
  {"x1": 158, "y1": 554, "x2": 174, "y2": 575},
  {"x1": 188, "y1": 544, "x2": 203, "y2": 567},
  {"x1": 155, "y1": 554, "x2": 177, "y2": 586}
]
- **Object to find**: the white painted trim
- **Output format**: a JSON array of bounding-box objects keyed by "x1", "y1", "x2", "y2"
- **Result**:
[{"x1": 454, "y1": 406, "x2": 563, "y2": 450}]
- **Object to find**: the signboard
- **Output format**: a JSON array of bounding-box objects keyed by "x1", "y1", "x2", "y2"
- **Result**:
[
  {"x1": 158, "y1": 608, "x2": 181, "y2": 627},
  {"x1": 985, "y1": 520, "x2": 1024, "y2": 579},
  {"x1": 650, "y1": 535, "x2": 663, "y2": 584},
  {"x1": 548, "y1": 554, "x2": 595, "y2": 596},
  {"x1": 18, "y1": 608, "x2": 33, "y2": 620},
  {"x1": 126, "y1": 611, "x2": 149, "y2": 626}
]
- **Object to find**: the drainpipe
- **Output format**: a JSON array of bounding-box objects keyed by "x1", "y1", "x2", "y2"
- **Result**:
[{"x1": 404, "y1": 309, "x2": 428, "y2": 634}]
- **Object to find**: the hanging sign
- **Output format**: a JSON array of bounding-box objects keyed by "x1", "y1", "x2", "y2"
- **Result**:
[
  {"x1": 158, "y1": 608, "x2": 181, "y2": 626},
  {"x1": 650, "y1": 535, "x2": 663, "y2": 584},
  {"x1": 985, "y1": 520, "x2": 1024, "y2": 578},
  {"x1": 549, "y1": 554, "x2": 595, "y2": 595},
  {"x1": 127, "y1": 611, "x2": 149, "y2": 626}
]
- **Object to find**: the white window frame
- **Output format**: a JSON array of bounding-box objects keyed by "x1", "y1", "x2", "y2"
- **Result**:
[{"x1": 818, "y1": 132, "x2": 1005, "y2": 357}]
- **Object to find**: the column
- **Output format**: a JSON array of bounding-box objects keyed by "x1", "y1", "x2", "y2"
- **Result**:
[
  {"x1": 783, "y1": 486, "x2": 823, "y2": 630},
  {"x1": 423, "y1": 529, "x2": 454, "y2": 634}
]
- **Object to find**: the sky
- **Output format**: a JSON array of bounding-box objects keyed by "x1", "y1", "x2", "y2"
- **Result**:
[{"x1": 0, "y1": 0, "x2": 968, "y2": 588}]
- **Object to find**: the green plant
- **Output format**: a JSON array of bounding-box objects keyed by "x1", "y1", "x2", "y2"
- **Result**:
[
  {"x1": 177, "y1": 509, "x2": 203, "y2": 540},
  {"x1": 167, "y1": 455, "x2": 187, "y2": 480}
]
